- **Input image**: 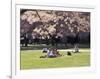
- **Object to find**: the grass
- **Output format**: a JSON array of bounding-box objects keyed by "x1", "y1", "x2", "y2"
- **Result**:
[{"x1": 20, "y1": 49, "x2": 90, "y2": 70}]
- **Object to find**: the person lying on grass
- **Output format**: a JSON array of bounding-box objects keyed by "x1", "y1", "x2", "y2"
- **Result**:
[
  {"x1": 42, "y1": 48, "x2": 48, "y2": 53},
  {"x1": 40, "y1": 48, "x2": 62, "y2": 58}
]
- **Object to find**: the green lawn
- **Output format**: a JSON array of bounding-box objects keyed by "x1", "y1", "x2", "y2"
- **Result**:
[{"x1": 20, "y1": 49, "x2": 90, "y2": 70}]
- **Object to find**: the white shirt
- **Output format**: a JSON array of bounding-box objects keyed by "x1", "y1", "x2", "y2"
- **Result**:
[{"x1": 47, "y1": 50, "x2": 54, "y2": 57}]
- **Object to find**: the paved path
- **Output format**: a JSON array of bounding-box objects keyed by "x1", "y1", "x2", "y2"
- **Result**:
[{"x1": 58, "y1": 49, "x2": 90, "y2": 52}]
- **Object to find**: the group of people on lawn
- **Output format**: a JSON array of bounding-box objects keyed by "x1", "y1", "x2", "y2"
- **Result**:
[
  {"x1": 41, "y1": 45, "x2": 79, "y2": 58},
  {"x1": 42, "y1": 47, "x2": 62, "y2": 58}
]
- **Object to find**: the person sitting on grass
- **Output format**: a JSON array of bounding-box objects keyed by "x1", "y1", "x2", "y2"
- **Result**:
[
  {"x1": 67, "y1": 51, "x2": 72, "y2": 56},
  {"x1": 40, "y1": 48, "x2": 55, "y2": 58},
  {"x1": 47, "y1": 48, "x2": 56, "y2": 58},
  {"x1": 74, "y1": 44, "x2": 79, "y2": 53},
  {"x1": 53, "y1": 48, "x2": 62, "y2": 57},
  {"x1": 40, "y1": 47, "x2": 62, "y2": 58}
]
